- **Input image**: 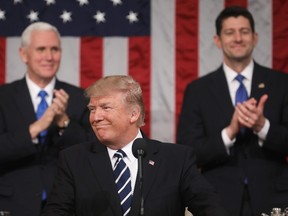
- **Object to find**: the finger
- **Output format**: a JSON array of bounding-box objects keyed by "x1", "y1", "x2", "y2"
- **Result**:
[
  {"x1": 235, "y1": 106, "x2": 246, "y2": 124},
  {"x1": 235, "y1": 106, "x2": 254, "y2": 127},
  {"x1": 257, "y1": 94, "x2": 268, "y2": 111},
  {"x1": 236, "y1": 103, "x2": 250, "y2": 117},
  {"x1": 52, "y1": 99, "x2": 65, "y2": 114},
  {"x1": 54, "y1": 89, "x2": 69, "y2": 101}
]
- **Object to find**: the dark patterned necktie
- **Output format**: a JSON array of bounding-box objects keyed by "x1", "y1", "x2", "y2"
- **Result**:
[
  {"x1": 36, "y1": 90, "x2": 48, "y2": 144},
  {"x1": 113, "y1": 149, "x2": 132, "y2": 216}
]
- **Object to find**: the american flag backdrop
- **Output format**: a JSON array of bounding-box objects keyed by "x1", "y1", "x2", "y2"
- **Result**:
[{"x1": 0, "y1": 0, "x2": 288, "y2": 143}]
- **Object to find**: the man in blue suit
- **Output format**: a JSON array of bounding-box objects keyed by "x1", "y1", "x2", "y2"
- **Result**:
[{"x1": 177, "y1": 6, "x2": 288, "y2": 216}]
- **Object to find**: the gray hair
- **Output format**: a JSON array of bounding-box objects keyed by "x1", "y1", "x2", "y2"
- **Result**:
[
  {"x1": 85, "y1": 75, "x2": 145, "y2": 127},
  {"x1": 21, "y1": 22, "x2": 61, "y2": 48}
]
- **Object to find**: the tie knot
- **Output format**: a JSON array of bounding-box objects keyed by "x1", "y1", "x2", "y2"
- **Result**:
[
  {"x1": 235, "y1": 74, "x2": 245, "y2": 83},
  {"x1": 38, "y1": 90, "x2": 47, "y2": 99},
  {"x1": 114, "y1": 149, "x2": 127, "y2": 159}
]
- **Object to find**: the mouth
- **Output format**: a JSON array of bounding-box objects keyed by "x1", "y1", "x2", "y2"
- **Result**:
[
  {"x1": 94, "y1": 124, "x2": 110, "y2": 130},
  {"x1": 231, "y1": 43, "x2": 246, "y2": 49}
]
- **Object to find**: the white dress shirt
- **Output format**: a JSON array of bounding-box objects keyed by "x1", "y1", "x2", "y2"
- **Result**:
[
  {"x1": 107, "y1": 130, "x2": 143, "y2": 194},
  {"x1": 26, "y1": 74, "x2": 56, "y2": 111}
]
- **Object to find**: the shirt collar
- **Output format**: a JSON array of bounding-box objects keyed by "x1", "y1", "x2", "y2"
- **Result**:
[
  {"x1": 26, "y1": 74, "x2": 56, "y2": 102},
  {"x1": 107, "y1": 130, "x2": 143, "y2": 162},
  {"x1": 223, "y1": 60, "x2": 254, "y2": 83}
]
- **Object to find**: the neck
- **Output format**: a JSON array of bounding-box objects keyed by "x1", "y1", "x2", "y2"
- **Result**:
[
  {"x1": 103, "y1": 128, "x2": 140, "y2": 150},
  {"x1": 224, "y1": 58, "x2": 252, "y2": 73},
  {"x1": 27, "y1": 73, "x2": 53, "y2": 89}
]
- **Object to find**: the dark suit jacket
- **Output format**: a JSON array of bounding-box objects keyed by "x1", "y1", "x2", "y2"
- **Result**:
[
  {"x1": 177, "y1": 62, "x2": 288, "y2": 215},
  {"x1": 0, "y1": 78, "x2": 96, "y2": 216},
  {"x1": 41, "y1": 138, "x2": 228, "y2": 216}
]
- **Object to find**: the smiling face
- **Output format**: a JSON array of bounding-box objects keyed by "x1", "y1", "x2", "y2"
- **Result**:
[
  {"x1": 214, "y1": 16, "x2": 258, "y2": 67},
  {"x1": 19, "y1": 30, "x2": 61, "y2": 86},
  {"x1": 87, "y1": 92, "x2": 140, "y2": 149}
]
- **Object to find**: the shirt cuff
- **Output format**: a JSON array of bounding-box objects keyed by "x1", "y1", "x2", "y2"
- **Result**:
[
  {"x1": 255, "y1": 118, "x2": 270, "y2": 147},
  {"x1": 222, "y1": 128, "x2": 235, "y2": 154}
]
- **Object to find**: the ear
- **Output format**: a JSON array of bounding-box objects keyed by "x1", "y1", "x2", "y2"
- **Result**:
[
  {"x1": 252, "y1": 32, "x2": 258, "y2": 47},
  {"x1": 213, "y1": 35, "x2": 222, "y2": 49},
  {"x1": 19, "y1": 47, "x2": 28, "y2": 64},
  {"x1": 130, "y1": 106, "x2": 141, "y2": 124}
]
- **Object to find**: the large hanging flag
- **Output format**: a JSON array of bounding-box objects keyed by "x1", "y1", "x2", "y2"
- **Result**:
[{"x1": 0, "y1": 0, "x2": 287, "y2": 143}]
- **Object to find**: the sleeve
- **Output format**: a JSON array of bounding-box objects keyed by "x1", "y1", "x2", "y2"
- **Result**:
[
  {"x1": 177, "y1": 83, "x2": 229, "y2": 167},
  {"x1": 41, "y1": 151, "x2": 75, "y2": 216},
  {"x1": 180, "y1": 148, "x2": 228, "y2": 216}
]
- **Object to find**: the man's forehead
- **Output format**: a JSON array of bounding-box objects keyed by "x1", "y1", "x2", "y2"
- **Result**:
[
  {"x1": 89, "y1": 93, "x2": 122, "y2": 103},
  {"x1": 222, "y1": 16, "x2": 251, "y2": 28}
]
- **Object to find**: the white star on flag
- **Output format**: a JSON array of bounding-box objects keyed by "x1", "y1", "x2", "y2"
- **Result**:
[
  {"x1": 126, "y1": 11, "x2": 138, "y2": 23},
  {"x1": 77, "y1": 0, "x2": 89, "y2": 6},
  {"x1": 111, "y1": 0, "x2": 122, "y2": 6},
  {"x1": 0, "y1": 10, "x2": 6, "y2": 20},
  {"x1": 27, "y1": 10, "x2": 39, "y2": 22},
  {"x1": 60, "y1": 10, "x2": 72, "y2": 23},
  {"x1": 93, "y1": 11, "x2": 105, "y2": 23},
  {"x1": 44, "y1": 0, "x2": 56, "y2": 5},
  {"x1": 13, "y1": 0, "x2": 22, "y2": 4}
]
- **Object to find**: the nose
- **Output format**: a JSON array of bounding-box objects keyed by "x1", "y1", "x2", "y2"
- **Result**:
[
  {"x1": 44, "y1": 50, "x2": 53, "y2": 60},
  {"x1": 234, "y1": 31, "x2": 242, "y2": 42},
  {"x1": 90, "y1": 109, "x2": 103, "y2": 123}
]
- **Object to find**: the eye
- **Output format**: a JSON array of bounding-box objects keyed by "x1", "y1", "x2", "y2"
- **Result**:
[
  {"x1": 87, "y1": 106, "x2": 95, "y2": 112},
  {"x1": 223, "y1": 30, "x2": 234, "y2": 36},
  {"x1": 51, "y1": 47, "x2": 61, "y2": 53},
  {"x1": 36, "y1": 47, "x2": 45, "y2": 52},
  {"x1": 103, "y1": 106, "x2": 111, "y2": 110},
  {"x1": 241, "y1": 29, "x2": 250, "y2": 34}
]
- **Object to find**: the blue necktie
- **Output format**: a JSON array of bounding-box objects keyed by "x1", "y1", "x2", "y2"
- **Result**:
[
  {"x1": 36, "y1": 90, "x2": 48, "y2": 144},
  {"x1": 36, "y1": 90, "x2": 49, "y2": 201},
  {"x1": 113, "y1": 150, "x2": 132, "y2": 216},
  {"x1": 235, "y1": 74, "x2": 248, "y2": 135},
  {"x1": 235, "y1": 74, "x2": 248, "y2": 105}
]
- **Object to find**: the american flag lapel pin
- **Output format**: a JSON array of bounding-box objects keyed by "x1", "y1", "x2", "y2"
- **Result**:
[
  {"x1": 148, "y1": 160, "x2": 155, "y2": 166},
  {"x1": 258, "y1": 83, "x2": 265, "y2": 88}
]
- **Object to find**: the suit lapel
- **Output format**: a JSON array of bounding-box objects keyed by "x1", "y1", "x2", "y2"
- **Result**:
[
  {"x1": 250, "y1": 63, "x2": 269, "y2": 100},
  {"x1": 208, "y1": 68, "x2": 235, "y2": 121},
  {"x1": 87, "y1": 142, "x2": 122, "y2": 216},
  {"x1": 130, "y1": 139, "x2": 160, "y2": 216},
  {"x1": 14, "y1": 78, "x2": 37, "y2": 125}
]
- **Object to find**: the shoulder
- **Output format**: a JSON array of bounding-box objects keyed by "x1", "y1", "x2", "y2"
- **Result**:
[
  {"x1": 55, "y1": 80, "x2": 88, "y2": 104},
  {"x1": 0, "y1": 79, "x2": 25, "y2": 97},
  {"x1": 147, "y1": 139, "x2": 194, "y2": 158},
  {"x1": 254, "y1": 62, "x2": 288, "y2": 78},
  {"x1": 185, "y1": 66, "x2": 223, "y2": 90},
  {"x1": 60, "y1": 141, "x2": 94, "y2": 158},
  {"x1": 55, "y1": 80, "x2": 85, "y2": 95},
  {"x1": 254, "y1": 63, "x2": 288, "y2": 90},
  {"x1": 0, "y1": 78, "x2": 23, "y2": 90}
]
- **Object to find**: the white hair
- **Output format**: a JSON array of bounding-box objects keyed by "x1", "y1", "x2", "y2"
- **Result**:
[{"x1": 21, "y1": 22, "x2": 61, "y2": 48}]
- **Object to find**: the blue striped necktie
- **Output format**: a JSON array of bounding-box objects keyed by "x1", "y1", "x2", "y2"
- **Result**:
[
  {"x1": 113, "y1": 149, "x2": 132, "y2": 216},
  {"x1": 36, "y1": 90, "x2": 48, "y2": 144},
  {"x1": 235, "y1": 74, "x2": 248, "y2": 105}
]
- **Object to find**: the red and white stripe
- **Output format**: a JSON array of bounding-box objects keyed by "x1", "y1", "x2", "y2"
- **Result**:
[{"x1": 1, "y1": 0, "x2": 288, "y2": 143}]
